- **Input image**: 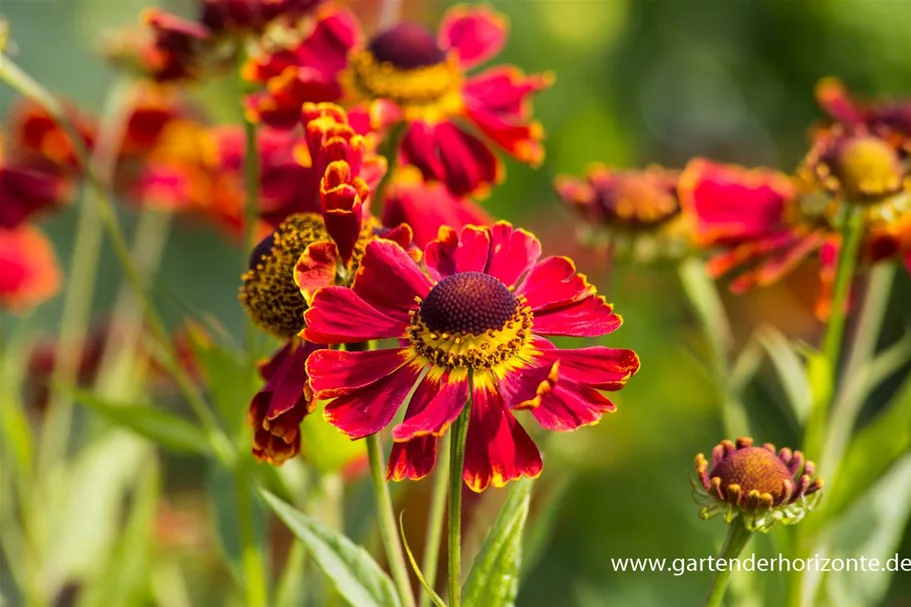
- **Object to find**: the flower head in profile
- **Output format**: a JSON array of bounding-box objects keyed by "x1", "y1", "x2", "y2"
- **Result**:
[
  {"x1": 693, "y1": 437, "x2": 822, "y2": 532},
  {"x1": 302, "y1": 222, "x2": 639, "y2": 491},
  {"x1": 815, "y1": 77, "x2": 911, "y2": 151},
  {"x1": 0, "y1": 225, "x2": 62, "y2": 313},
  {"x1": 555, "y1": 164, "x2": 690, "y2": 261},
  {"x1": 245, "y1": 4, "x2": 552, "y2": 196}
]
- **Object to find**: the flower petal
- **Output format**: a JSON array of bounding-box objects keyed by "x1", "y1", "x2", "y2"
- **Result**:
[
  {"x1": 532, "y1": 296, "x2": 622, "y2": 337},
  {"x1": 352, "y1": 239, "x2": 432, "y2": 323},
  {"x1": 536, "y1": 338, "x2": 640, "y2": 391},
  {"x1": 302, "y1": 287, "x2": 406, "y2": 343},
  {"x1": 306, "y1": 347, "x2": 411, "y2": 399},
  {"x1": 439, "y1": 5, "x2": 508, "y2": 70},
  {"x1": 392, "y1": 370, "x2": 469, "y2": 441},
  {"x1": 294, "y1": 241, "x2": 339, "y2": 305},
  {"x1": 462, "y1": 382, "x2": 542, "y2": 492},
  {"x1": 0, "y1": 225, "x2": 62, "y2": 313},
  {"x1": 496, "y1": 356, "x2": 558, "y2": 410},
  {"x1": 517, "y1": 256, "x2": 594, "y2": 312},
  {"x1": 463, "y1": 105, "x2": 544, "y2": 166},
  {"x1": 423, "y1": 224, "x2": 491, "y2": 281},
  {"x1": 463, "y1": 66, "x2": 552, "y2": 120},
  {"x1": 386, "y1": 436, "x2": 437, "y2": 482},
  {"x1": 530, "y1": 379, "x2": 617, "y2": 431},
  {"x1": 485, "y1": 221, "x2": 541, "y2": 287},
  {"x1": 324, "y1": 362, "x2": 422, "y2": 439}
]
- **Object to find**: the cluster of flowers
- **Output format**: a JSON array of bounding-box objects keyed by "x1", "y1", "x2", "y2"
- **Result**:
[{"x1": 556, "y1": 78, "x2": 911, "y2": 317}]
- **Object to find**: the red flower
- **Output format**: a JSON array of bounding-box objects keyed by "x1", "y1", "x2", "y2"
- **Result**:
[
  {"x1": 302, "y1": 222, "x2": 639, "y2": 491},
  {"x1": 382, "y1": 167, "x2": 493, "y2": 248},
  {"x1": 246, "y1": 4, "x2": 552, "y2": 196},
  {"x1": 249, "y1": 339, "x2": 324, "y2": 465},
  {"x1": 815, "y1": 77, "x2": 911, "y2": 153},
  {"x1": 200, "y1": 0, "x2": 324, "y2": 36},
  {"x1": 0, "y1": 225, "x2": 62, "y2": 313},
  {"x1": 555, "y1": 164, "x2": 690, "y2": 260},
  {"x1": 7, "y1": 100, "x2": 95, "y2": 171},
  {"x1": 0, "y1": 158, "x2": 71, "y2": 229}
]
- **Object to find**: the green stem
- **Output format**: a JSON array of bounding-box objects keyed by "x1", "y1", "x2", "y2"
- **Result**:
[
  {"x1": 366, "y1": 433, "x2": 416, "y2": 607},
  {"x1": 419, "y1": 433, "x2": 450, "y2": 607},
  {"x1": 448, "y1": 389, "x2": 472, "y2": 607},
  {"x1": 704, "y1": 520, "x2": 753, "y2": 607},
  {"x1": 678, "y1": 257, "x2": 749, "y2": 438},
  {"x1": 235, "y1": 463, "x2": 268, "y2": 607},
  {"x1": 0, "y1": 55, "x2": 235, "y2": 467},
  {"x1": 804, "y1": 205, "x2": 865, "y2": 457}
]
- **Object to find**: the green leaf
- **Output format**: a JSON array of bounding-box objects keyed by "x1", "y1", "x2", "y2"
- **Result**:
[
  {"x1": 677, "y1": 257, "x2": 732, "y2": 362},
  {"x1": 398, "y1": 512, "x2": 446, "y2": 607},
  {"x1": 521, "y1": 476, "x2": 572, "y2": 580},
  {"x1": 823, "y1": 378, "x2": 911, "y2": 520},
  {"x1": 184, "y1": 324, "x2": 257, "y2": 436},
  {"x1": 260, "y1": 489, "x2": 401, "y2": 607},
  {"x1": 69, "y1": 388, "x2": 211, "y2": 455},
  {"x1": 822, "y1": 454, "x2": 911, "y2": 607},
  {"x1": 757, "y1": 325, "x2": 811, "y2": 425},
  {"x1": 729, "y1": 332, "x2": 765, "y2": 396},
  {"x1": 463, "y1": 479, "x2": 533, "y2": 607}
]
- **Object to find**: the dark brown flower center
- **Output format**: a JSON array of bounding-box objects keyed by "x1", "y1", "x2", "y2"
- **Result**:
[
  {"x1": 420, "y1": 272, "x2": 517, "y2": 335},
  {"x1": 367, "y1": 22, "x2": 446, "y2": 70},
  {"x1": 711, "y1": 446, "x2": 793, "y2": 501},
  {"x1": 248, "y1": 231, "x2": 276, "y2": 270}
]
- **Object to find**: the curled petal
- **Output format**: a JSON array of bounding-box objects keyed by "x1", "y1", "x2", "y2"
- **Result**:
[
  {"x1": 424, "y1": 224, "x2": 490, "y2": 281},
  {"x1": 485, "y1": 221, "x2": 541, "y2": 287},
  {"x1": 439, "y1": 4, "x2": 508, "y2": 70},
  {"x1": 294, "y1": 240, "x2": 339, "y2": 304}
]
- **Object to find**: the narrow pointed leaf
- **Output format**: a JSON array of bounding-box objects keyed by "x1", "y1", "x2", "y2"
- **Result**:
[
  {"x1": 399, "y1": 512, "x2": 446, "y2": 607},
  {"x1": 463, "y1": 479, "x2": 533, "y2": 607},
  {"x1": 260, "y1": 490, "x2": 401, "y2": 607},
  {"x1": 69, "y1": 388, "x2": 211, "y2": 455},
  {"x1": 757, "y1": 325, "x2": 811, "y2": 424}
]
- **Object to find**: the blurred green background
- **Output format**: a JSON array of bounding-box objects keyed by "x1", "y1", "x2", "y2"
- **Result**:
[{"x1": 2, "y1": 0, "x2": 911, "y2": 606}]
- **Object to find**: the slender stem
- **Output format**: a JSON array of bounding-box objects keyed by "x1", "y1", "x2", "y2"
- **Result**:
[
  {"x1": 0, "y1": 55, "x2": 235, "y2": 466},
  {"x1": 704, "y1": 520, "x2": 753, "y2": 607},
  {"x1": 448, "y1": 389, "x2": 472, "y2": 607},
  {"x1": 235, "y1": 463, "x2": 268, "y2": 607},
  {"x1": 419, "y1": 433, "x2": 450, "y2": 607},
  {"x1": 366, "y1": 434, "x2": 416, "y2": 607},
  {"x1": 804, "y1": 205, "x2": 865, "y2": 457},
  {"x1": 96, "y1": 208, "x2": 174, "y2": 397},
  {"x1": 678, "y1": 257, "x2": 749, "y2": 438}
]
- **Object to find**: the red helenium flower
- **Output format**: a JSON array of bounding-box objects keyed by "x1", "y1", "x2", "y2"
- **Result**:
[
  {"x1": 0, "y1": 225, "x2": 63, "y2": 313},
  {"x1": 815, "y1": 77, "x2": 911, "y2": 152},
  {"x1": 302, "y1": 222, "x2": 640, "y2": 491},
  {"x1": 0, "y1": 158, "x2": 71, "y2": 229},
  {"x1": 245, "y1": 4, "x2": 552, "y2": 197}
]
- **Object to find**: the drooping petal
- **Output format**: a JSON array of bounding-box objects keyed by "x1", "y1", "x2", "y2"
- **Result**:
[
  {"x1": 529, "y1": 380, "x2": 617, "y2": 431},
  {"x1": 323, "y1": 362, "x2": 422, "y2": 439},
  {"x1": 678, "y1": 158, "x2": 795, "y2": 246},
  {"x1": 534, "y1": 338, "x2": 640, "y2": 391},
  {"x1": 302, "y1": 287, "x2": 406, "y2": 343},
  {"x1": 485, "y1": 221, "x2": 541, "y2": 287},
  {"x1": 517, "y1": 256, "x2": 594, "y2": 312},
  {"x1": 392, "y1": 370, "x2": 469, "y2": 441},
  {"x1": 423, "y1": 224, "x2": 491, "y2": 281},
  {"x1": 438, "y1": 5, "x2": 508, "y2": 70},
  {"x1": 462, "y1": 382, "x2": 542, "y2": 492},
  {"x1": 351, "y1": 239, "x2": 432, "y2": 323},
  {"x1": 294, "y1": 241, "x2": 339, "y2": 304},
  {"x1": 532, "y1": 296, "x2": 622, "y2": 337},
  {"x1": 386, "y1": 436, "x2": 437, "y2": 481},
  {"x1": 306, "y1": 347, "x2": 411, "y2": 399}
]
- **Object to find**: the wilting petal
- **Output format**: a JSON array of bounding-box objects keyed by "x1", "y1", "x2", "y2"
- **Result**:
[
  {"x1": 302, "y1": 287, "x2": 406, "y2": 343},
  {"x1": 485, "y1": 221, "x2": 541, "y2": 287},
  {"x1": 463, "y1": 67, "x2": 552, "y2": 120},
  {"x1": 463, "y1": 384, "x2": 542, "y2": 492},
  {"x1": 424, "y1": 224, "x2": 491, "y2": 281},
  {"x1": 386, "y1": 436, "x2": 437, "y2": 481},
  {"x1": 518, "y1": 256, "x2": 594, "y2": 312},
  {"x1": 392, "y1": 370, "x2": 469, "y2": 441},
  {"x1": 324, "y1": 363, "x2": 422, "y2": 439},
  {"x1": 532, "y1": 296, "x2": 622, "y2": 337},
  {"x1": 352, "y1": 239, "x2": 432, "y2": 323},
  {"x1": 678, "y1": 158, "x2": 795, "y2": 246},
  {"x1": 0, "y1": 226, "x2": 62, "y2": 313},
  {"x1": 439, "y1": 5, "x2": 507, "y2": 70},
  {"x1": 534, "y1": 338, "x2": 640, "y2": 391},
  {"x1": 307, "y1": 347, "x2": 411, "y2": 398},
  {"x1": 530, "y1": 379, "x2": 617, "y2": 431},
  {"x1": 294, "y1": 241, "x2": 339, "y2": 304}
]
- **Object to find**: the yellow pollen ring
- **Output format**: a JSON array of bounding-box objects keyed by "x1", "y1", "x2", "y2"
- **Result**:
[{"x1": 406, "y1": 294, "x2": 534, "y2": 370}]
